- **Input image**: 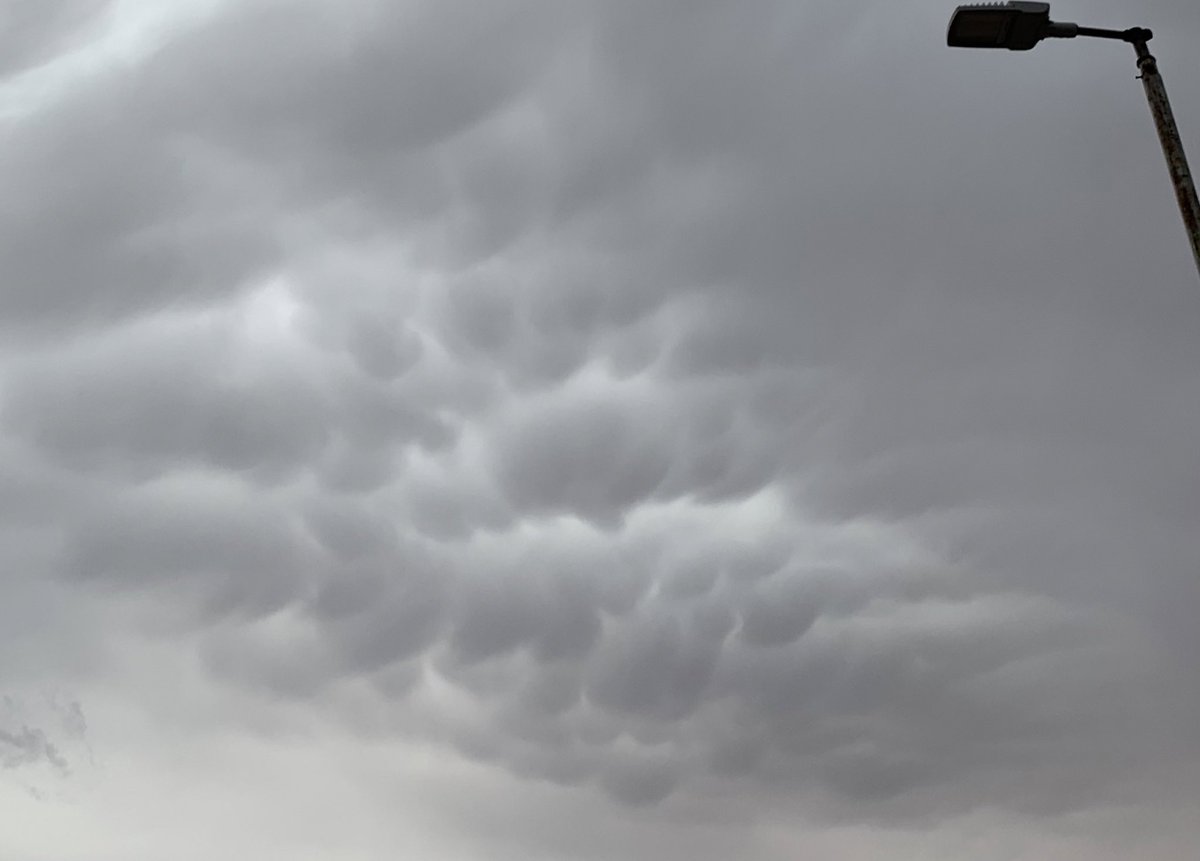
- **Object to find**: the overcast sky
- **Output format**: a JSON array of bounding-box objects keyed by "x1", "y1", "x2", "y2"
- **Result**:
[{"x1": 2, "y1": 1, "x2": 1199, "y2": 858}]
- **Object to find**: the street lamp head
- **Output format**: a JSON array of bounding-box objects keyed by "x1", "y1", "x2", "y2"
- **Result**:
[{"x1": 947, "y1": 2, "x2": 1053, "y2": 50}]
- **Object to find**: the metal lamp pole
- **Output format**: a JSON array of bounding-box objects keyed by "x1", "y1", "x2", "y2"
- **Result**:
[
  {"x1": 949, "y1": 4, "x2": 1200, "y2": 279},
  {"x1": 1131, "y1": 34, "x2": 1200, "y2": 277}
]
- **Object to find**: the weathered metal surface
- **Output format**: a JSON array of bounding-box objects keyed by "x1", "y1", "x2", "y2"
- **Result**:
[{"x1": 1135, "y1": 42, "x2": 1200, "y2": 279}]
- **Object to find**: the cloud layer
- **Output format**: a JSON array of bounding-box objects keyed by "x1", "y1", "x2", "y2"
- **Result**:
[{"x1": 2, "y1": 1, "x2": 1198, "y2": 858}]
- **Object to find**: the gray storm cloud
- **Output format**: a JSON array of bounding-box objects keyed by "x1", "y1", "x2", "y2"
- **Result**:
[
  {"x1": 0, "y1": 0, "x2": 111, "y2": 76},
  {"x1": 0, "y1": 725, "x2": 67, "y2": 773},
  {"x1": 0, "y1": 695, "x2": 87, "y2": 785},
  {"x1": 1, "y1": 0, "x2": 1198, "y2": 857}
]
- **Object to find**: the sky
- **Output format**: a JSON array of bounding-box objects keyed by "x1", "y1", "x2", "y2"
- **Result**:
[{"x1": 1, "y1": 1, "x2": 1199, "y2": 858}]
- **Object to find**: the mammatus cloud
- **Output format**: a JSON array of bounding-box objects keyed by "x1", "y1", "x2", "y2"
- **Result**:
[{"x1": 1, "y1": 0, "x2": 1198, "y2": 858}]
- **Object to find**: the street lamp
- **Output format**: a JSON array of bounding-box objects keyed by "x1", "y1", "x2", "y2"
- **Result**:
[{"x1": 948, "y1": 2, "x2": 1200, "y2": 278}]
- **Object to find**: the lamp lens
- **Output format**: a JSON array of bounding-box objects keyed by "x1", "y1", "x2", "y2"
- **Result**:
[{"x1": 951, "y1": 11, "x2": 1014, "y2": 45}]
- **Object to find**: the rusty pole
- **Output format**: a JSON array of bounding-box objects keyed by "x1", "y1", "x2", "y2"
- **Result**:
[{"x1": 1132, "y1": 38, "x2": 1200, "y2": 278}]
